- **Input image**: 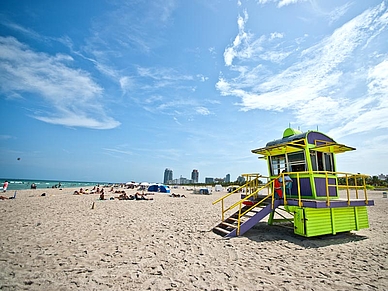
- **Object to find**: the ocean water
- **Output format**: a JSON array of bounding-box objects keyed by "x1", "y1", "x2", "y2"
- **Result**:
[{"x1": 0, "y1": 178, "x2": 106, "y2": 191}]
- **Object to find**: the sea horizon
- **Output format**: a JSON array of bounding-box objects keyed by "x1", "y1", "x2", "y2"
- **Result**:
[{"x1": 0, "y1": 178, "x2": 109, "y2": 191}]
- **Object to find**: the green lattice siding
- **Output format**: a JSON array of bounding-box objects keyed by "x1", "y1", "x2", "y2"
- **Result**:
[
  {"x1": 294, "y1": 206, "x2": 369, "y2": 237},
  {"x1": 355, "y1": 207, "x2": 369, "y2": 229},
  {"x1": 304, "y1": 208, "x2": 333, "y2": 237}
]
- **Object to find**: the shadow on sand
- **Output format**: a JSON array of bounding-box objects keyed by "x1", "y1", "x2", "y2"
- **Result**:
[{"x1": 243, "y1": 222, "x2": 368, "y2": 249}]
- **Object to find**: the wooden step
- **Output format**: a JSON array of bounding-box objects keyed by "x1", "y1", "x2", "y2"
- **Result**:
[
  {"x1": 213, "y1": 226, "x2": 230, "y2": 234},
  {"x1": 220, "y1": 221, "x2": 237, "y2": 228},
  {"x1": 244, "y1": 212, "x2": 258, "y2": 217}
]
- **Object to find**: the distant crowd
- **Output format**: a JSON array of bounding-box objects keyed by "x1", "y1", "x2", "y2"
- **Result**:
[{"x1": 73, "y1": 186, "x2": 154, "y2": 201}]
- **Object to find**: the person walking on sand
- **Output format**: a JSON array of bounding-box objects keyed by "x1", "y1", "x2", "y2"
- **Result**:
[{"x1": 3, "y1": 181, "x2": 9, "y2": 192}]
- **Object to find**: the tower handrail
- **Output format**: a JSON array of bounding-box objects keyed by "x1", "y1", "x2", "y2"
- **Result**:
[
  {"x1": 212, "y1": 176, "x2": 278, "y2": 221},
  {"x1": 275, "y1": 170, "x2": 369, "y2": 207},
  {"x1": 213, "y1": 177, "x2": 281, "y2": 236},
  {"x1": 212, "y1": 174, "x2": 267, "y2": 205}
]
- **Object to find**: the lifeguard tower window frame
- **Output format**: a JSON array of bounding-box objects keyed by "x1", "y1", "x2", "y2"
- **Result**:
[
  {"x1": 270, "y1": 151, "x2": 306, "y2": 175},
  {"x1": 310, "y1": 151, "x2": 335, "y2": 172}
]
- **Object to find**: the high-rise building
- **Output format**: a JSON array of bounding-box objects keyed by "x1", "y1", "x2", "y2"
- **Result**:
[
  {"x1": 225, "y1": 174, "x2": 231, "y2": 183},
  {"x1": 164, "y1": 168, "x2": 173, "y2": 184},
  {"x1": 191, "y1": 169, "x2": 199, "y2": 183},
  {"x1": 236, "y1": 175, "x2": 245, "y2": 184},
  {"x1": 205, "y1": 177, "x2": 214, "y2": 184}
]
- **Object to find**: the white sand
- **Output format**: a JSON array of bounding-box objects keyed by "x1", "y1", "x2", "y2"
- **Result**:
[{"x1": 0, "y1": 187, "x2": 387, "y2": 290}]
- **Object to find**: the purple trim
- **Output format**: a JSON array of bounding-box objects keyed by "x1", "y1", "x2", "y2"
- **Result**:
[
  {"x1": 226, "y1": 200, "x2": 281, "y2": 237},
  {"x1": 315, "y1": 178, "x2": 337, "y2": 197},
  {"x1": 307, "y1": 132, "x2": 335, "y2": 145},
  {"x1": 288, "y1": 177, "x2": 313, "y2": 198},
  {"x1": 285, "y1": 199, "x2": 374, "y2": 208}
]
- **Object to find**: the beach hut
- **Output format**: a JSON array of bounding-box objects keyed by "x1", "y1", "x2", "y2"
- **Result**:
[{"x1": 212, "y1": 127, "x2": 374, "y2": 238}]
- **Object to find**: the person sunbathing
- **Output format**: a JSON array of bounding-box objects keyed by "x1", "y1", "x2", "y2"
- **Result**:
[
  {"x1": 170, "y1": 193, "x2": 186, "y2": 198},
  {"x1": 135, "y1": 192, "x2": 153, "y2": 200},
  {"x1": 118, "y1": 192, "x2": 130, "y2": 200}
]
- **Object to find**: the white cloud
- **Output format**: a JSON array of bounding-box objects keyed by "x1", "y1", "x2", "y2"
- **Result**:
[
  {"x1": 223, "y1": 10, "x2": 253, "y2": 66},
  {"x1": 173, "y1": 117, "x2": 182, "y2": 126},
  {"x1": 196, "y1": 107, "x2": 211, "y2": 115},
  {"x1": 137, "y1": 67, "x2": 193, "y2": 81},
  {"x1": 269, "y1": 32, "x2": 284, "y2": 40},
  {"x1": 103, "y1": 148, "x2": 133, "y2": 155},
  {"x1": 119, "y1": 76, "x2": 135, "y2": 95},
  {"x1": 257, "y1": 0, "x2": 307, "y2": 8},
  {"x1": 278, "y1": 0, "x2": 306, "y2": 8},
  {"x1": 196, "y1": 74, "x2": 209, "y2": 82},
  {"x1": 259, "y1": 50, "x2": 291, "y2": 63},
  {"x1": 328, "y1": 2, "x2": 352, "y2": 25},
  {"x1": 0, "y1": 36, "x2": 120, "y2": 129},
  {"x1": 217, "y1": 2, "x2": 388, "y2": 138},
  {"x1": 328, "y1": 59, "x2": 388, "y2": 137},
  {"x1": 367, "y1": 59, "x2": 388, "y2": 97}
]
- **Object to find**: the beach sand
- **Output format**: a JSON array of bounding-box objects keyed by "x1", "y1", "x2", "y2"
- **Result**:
[{"x1": 0, "y1": 187, "x2": 387, "y2": 290}]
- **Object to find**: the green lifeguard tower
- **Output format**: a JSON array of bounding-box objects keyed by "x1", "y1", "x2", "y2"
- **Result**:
[{"x1": 212, "y1": 128, "x2": 374, "y2": 238}]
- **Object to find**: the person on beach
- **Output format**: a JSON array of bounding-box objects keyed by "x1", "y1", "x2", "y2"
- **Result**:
[
  {"x1": 279, "y1": 170, "x2": 293, "y2": 195},
  {"x1": 170, "y1": 193, "x2": 186, "y2": 198},
  {"x1": 73, "y1": 190, "x2": 81, "y2": 195},
  {"x1": 117, "y1": 192, "x2": 128, "y2": 200},
  {"x1": 3, "y1": 181, "x2": 9, "y2": 192},
  {"x1": 135, "y1": 192, "x2": 153, "y2": 200},
  {"x1": 99, "y1": 189, "x2": 105, "y2": 200},
  {"x1": 274, "y1": 178, "x2": 282, "y2": 199}
]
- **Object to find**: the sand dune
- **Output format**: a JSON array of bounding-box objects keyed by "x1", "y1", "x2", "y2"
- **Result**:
[{"x1": 0, "y1": 187, "x2": 387, "y2": 290}]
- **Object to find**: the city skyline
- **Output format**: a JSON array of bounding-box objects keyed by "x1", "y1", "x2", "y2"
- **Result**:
[{"x1": 163, "y1": 168, "x2": 233, "y2": 184}]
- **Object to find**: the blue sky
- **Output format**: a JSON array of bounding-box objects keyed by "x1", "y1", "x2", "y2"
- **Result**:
[{"x1": 0, "y1": 0, "x2": 387, "y2": 183}]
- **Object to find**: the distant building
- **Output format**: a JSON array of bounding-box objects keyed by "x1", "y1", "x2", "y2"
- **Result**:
[
  {"x1": 191, "y1": 169, "x2": 199, "y2": 183},
  {"x1": 180, "y1": 176, "x2": 192, "y2": 184},
  {"x1": 164, "y1": 168, "x2": 173, "y2": 184},
  {"x1": 214, "y1": 178, "x2": 224, "y2": 184},
  {"x1": 205, "y1": 177, "x2": 214, "y2": 184},
  {"x1": 171, "y1": 176, "x2": 192, "y2": 185},
  {"x1": 225, "y1": 174, "x2": 230, "y2": 183},
  {"x1": 378, "y1": 174, "x2": 387, "y2": 180},
  {"x1": 236, "y1": 175, "x2": 245, "y2": 184}
]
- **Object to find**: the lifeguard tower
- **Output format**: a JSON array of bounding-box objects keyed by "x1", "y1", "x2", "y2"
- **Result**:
[{"x1": 212, "y1": 128, "x2": 374, "y2": 238}]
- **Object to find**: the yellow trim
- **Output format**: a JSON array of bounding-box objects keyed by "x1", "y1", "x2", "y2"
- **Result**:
[
  {"x1": 251, "y1": 139, "x2": 306, "y2": 156},
  {"x1": 310, "y1": 142, "x2": 355, "y2": 154}
]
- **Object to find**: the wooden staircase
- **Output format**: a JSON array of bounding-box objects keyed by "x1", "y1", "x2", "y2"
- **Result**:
[{"x1": 213, "y1": 199, "x2": 282, "y2": 238}]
